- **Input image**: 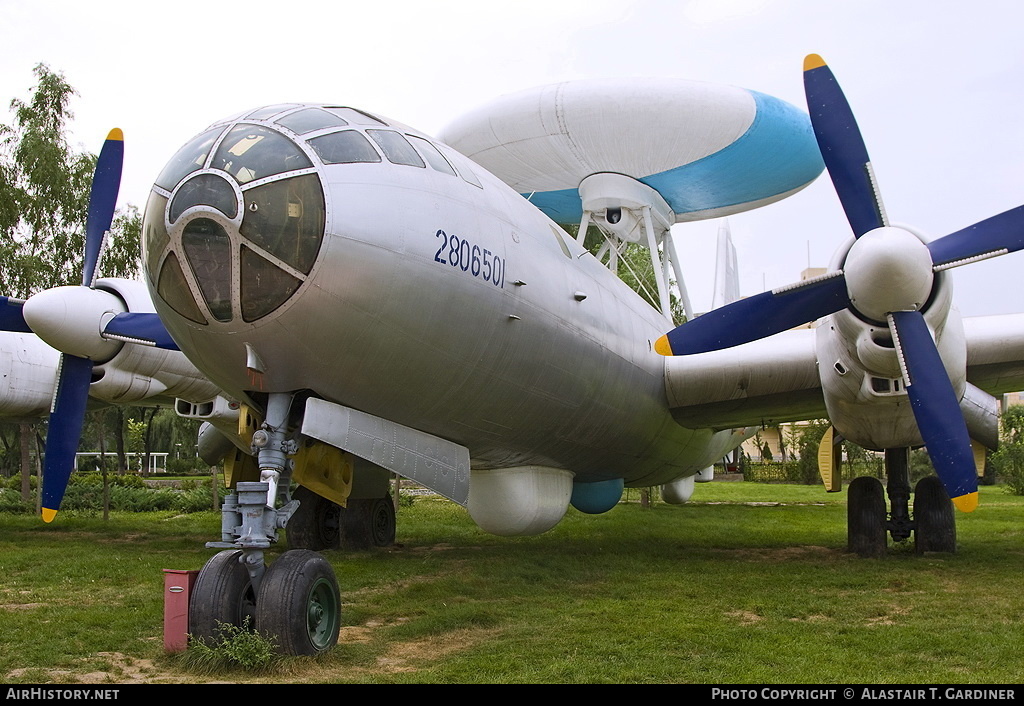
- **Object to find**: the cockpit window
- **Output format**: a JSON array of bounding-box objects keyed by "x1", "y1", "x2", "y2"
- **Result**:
[
  {"x1": 275, "y1": 108, "x2": 348, "y2": 135},
  {"x1": 438, "y1": 145, "x2": 484, "y2": 188},
  {"x1": 307, "y1": 130, "x2": 381, "y2": 165},
  {"x1": 182, "y1": 218, "x2": 233, "y2": 322},
  {"x1": 169, "y1": 173, "x2": 238, "y2": 222},
  {"x1": 367, "y1": 130, "x2": 425, "y2": 168},
  {"x1": 246, "y1": 104, "x2": 300, "y2": 120},
  {"x1": 154, "y1": 127, "x2": 224, "y2": 191},
  {"x1": 240, "y1": 174, "x2": 324, "y2": 274},
  {"x1": 408, "y1": 135, "x2": 457, "y2": 176},
  {"x1": 143, "y1": 191, "x2": 169, "y2": 282},
  {"x1": 211, "y1": 124, "x2": 313, "y2": 184},
  {"x1": 324, "y1": 107, "x2": 387, "y2": 126},
  {"x1": 240, "y1": 246, "x2": 302, "y2": 322},
  {"x1": 157, "y1": 252, "x2": 208, "y2": 325}
]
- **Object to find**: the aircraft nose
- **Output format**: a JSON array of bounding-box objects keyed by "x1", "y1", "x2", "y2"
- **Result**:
[{"x1": 142, "y1": 112, "x2": 327, "y2": 326}]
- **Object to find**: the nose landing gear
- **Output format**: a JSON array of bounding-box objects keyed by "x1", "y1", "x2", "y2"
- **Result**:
[{"x1": 188, "y1": 393, "x2": 343, "y2": 656}]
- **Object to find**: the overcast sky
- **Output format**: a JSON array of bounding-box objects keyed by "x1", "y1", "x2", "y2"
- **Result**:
[{"x1": 1, "y1": 0, "x2": 1021, "y2": 317}]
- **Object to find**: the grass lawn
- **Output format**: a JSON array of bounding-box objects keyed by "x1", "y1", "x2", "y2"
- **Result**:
[{"x1": 0, "y1": 482, "x2": 1022, "y2": 684}]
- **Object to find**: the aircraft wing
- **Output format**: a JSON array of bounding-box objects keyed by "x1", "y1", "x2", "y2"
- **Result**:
[
  {"x1": 963, "y1": 313, "x2": 1024, "y2": 395},
  {"x1": 665, "y1": 328, "x2": 824, "y2": 430},
  {"x1": 666, "y1": 314, "x2": 1024, "y2": 432}
]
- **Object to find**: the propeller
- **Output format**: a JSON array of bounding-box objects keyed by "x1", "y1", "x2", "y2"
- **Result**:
[
  {"x1": 0, "y1": 130, "x2": 176, "y2": 522},
  {"x1": 655, "y1": 54, "x2": 1024, "y2": 512},
  {"x1": 38, "y1": 128, "x2": 123, "y2": 522}
]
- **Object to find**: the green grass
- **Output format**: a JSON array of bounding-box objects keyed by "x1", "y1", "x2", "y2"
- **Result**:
[{"x1": 1, "y1": 483, "x2": 1022, "y2": 683}]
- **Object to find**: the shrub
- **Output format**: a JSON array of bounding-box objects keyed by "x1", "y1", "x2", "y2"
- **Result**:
[
  {"x1": 0, "y1": 488, "x2": 32, "y2": 514},
  {"x1": 182, "y1": 619, "x2": 281, "y2": 674},
  {"x1": 167, "y1": 457, "x2": 212, "y2": 475},
  {"x1": 992, "y1": 406, "x2": 1024, "y2": 495},
  {"x1": 4, "y1": 475, "x2": 36, "y2": 491},
  {"x1": 174, "y1": 487, "x2": 220, "y2": 513}
]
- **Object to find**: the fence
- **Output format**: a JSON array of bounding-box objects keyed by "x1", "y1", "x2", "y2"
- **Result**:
[{"x1": 73, "y1": 452, "x2": 170, "y2": 474}]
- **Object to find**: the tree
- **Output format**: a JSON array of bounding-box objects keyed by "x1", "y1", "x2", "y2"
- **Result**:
[
  {"x1": 795, "y1": 420, "x2": 830, "y2": 485},
  {"x1": 991, "y1": 405, "x2": 1024, "y2": 495},
  {"x1": 0, "y1": 65, "x2": 141, "y2": 500},
  {"x1": 568, "y1": 223, "x2": 686, "y2": 324},
  {"x1": 0, "y1": 64, "x2": 140, "y2": 294}
]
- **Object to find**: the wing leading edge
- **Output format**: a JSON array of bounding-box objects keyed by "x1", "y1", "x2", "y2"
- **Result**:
[{"x1": 665, "y1": 316, "x2": 1024, "y2": 432}]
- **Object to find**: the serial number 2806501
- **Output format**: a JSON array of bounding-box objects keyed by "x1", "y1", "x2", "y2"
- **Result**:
[{"x1": 433, "y1": 229, "x2": 505, "y2": 287}]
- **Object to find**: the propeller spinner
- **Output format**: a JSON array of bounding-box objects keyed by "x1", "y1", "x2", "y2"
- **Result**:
[{"x1": 656, "y1": 54, "x2": 1024, "y2": 512}]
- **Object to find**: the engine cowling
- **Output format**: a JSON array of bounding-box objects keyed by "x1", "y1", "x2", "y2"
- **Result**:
[{"x1": 83, "y1": 279, "x2": 221, "y2": 406}]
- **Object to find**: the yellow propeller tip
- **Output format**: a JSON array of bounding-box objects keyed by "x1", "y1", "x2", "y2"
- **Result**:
[
  {"x1": 106, "y1": 128, "x2": 124, "y2": 142},
  {"x1": 653, "y1": 335, "x2": 674, "y2": 356},
  {"x1": 804, "y1": 54, "x2": 827, "y2": 71},
  {"x1": 952, "y1": 492, "x2": 979, "y2": 513},
  {"x1": 41, "y1": 507, "x2": 57, "y2": 523}
]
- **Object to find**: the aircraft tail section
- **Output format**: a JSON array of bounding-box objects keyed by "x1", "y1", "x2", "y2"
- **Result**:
[{"x1": 711, "y1": 219, "x2": 740, "y2": 309}]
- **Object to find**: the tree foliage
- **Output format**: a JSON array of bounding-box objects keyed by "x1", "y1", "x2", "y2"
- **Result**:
[
  {"x1": 991, "y1": 405, "x2": 1024, "y2": 495},
  {"x1": 0, "y1": 63, "x2": 139, "y2": 298},
  {"x1": 0, "y1": 65, "x2": 144, "y2": 491},
  {"x1": 568, "y1": 223, "x2": 686, "y2": 324}
]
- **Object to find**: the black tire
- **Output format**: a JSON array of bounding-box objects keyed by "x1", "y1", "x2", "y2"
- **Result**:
[
  {"x1": 255, "y1": 550, "x2": 341, "y2": 656},
  {"x1": 190, "y1": 550, "x2": 258, "y2": 643},
  {"x1": 914, "y1": 475, "x2": 956, "y2": 554},
  {"x1": 369, "y1": 497, "x2": 396, "y2": 547},
  {"x1": 339, "y1": 496, "x2": 396, "y2": 549},
  {"x1": 848, "y1": 476, "x2": 887, "y2": 558},
  {"x1": 287, "y1": 486, "x2": 342, "y2": 551},
  {"x1": 339, "y1": 499, "x2": 372, "y2": 550}
]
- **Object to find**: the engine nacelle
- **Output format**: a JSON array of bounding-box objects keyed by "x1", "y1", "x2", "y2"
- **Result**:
[
  {"x1": 86, "y1": 279, "x2": 221, "y2": 406},
  {"x1": 0, "y1": 332, "x2": 59, "y2": 419},
  {"x1": 816, "y1": 235, "x2": 966, "y2": 450}
]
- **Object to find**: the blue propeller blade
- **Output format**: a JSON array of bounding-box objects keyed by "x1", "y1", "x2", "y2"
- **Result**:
[
  {"x1": 40, "y1": 354, "x2": 93, "y2": 522},
  {"x1": 927, "y1": 204, "x2": 1024, "y2": 268},
  {"x1": 0, "y1": 297, "x2": 30, "y2": 333},
  {"x1": 81, "y1": 129, "x2": 123, "y2": 287},
  {"x1": 37, "y1": 130, "x2": 125, "y2": 522},
  {"x1": 803, "y1": 55, "x2": 887, "y2": 238},
  {"x1": 888, "y1": 311, "x2": 978, "y2": 512},
  {"x1": 102, "y1": 312, "x2": 179, "y2": 350},
  {"x1": 655, "y1": 273, "x2": 849, "y2": 355}
]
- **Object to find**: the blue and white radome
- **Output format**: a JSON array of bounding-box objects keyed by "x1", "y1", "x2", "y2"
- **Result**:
[{"x1": 438, "y1": 78, "x2": 824, "y2": 225}]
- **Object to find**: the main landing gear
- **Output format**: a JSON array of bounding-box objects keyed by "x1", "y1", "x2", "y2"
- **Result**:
[
  {"x1": 847, "y1": 448, "x2": 956, "y2": 557},
  {"x1": 286, "y1": 486, "x2": 396, "y2": 551}
]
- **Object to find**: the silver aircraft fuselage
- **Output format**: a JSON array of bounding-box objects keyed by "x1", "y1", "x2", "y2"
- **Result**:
[{"x1": 144, "y1": 106, "x2": 728, "y2": 487}]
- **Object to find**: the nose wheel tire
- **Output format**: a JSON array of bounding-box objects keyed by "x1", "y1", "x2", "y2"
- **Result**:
[
  {"x1": 255, "y1": 549, "x2": 341, "y2": 655},
  {"x1": 914, "y1": 475, "x2": 957, "y2": 554},
  {"x1": 847, "y1": 476, "x2": 887, "y2": 558},
  {"x1": 189, "y1": 550, "x2": 259, "y2": 643}
]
